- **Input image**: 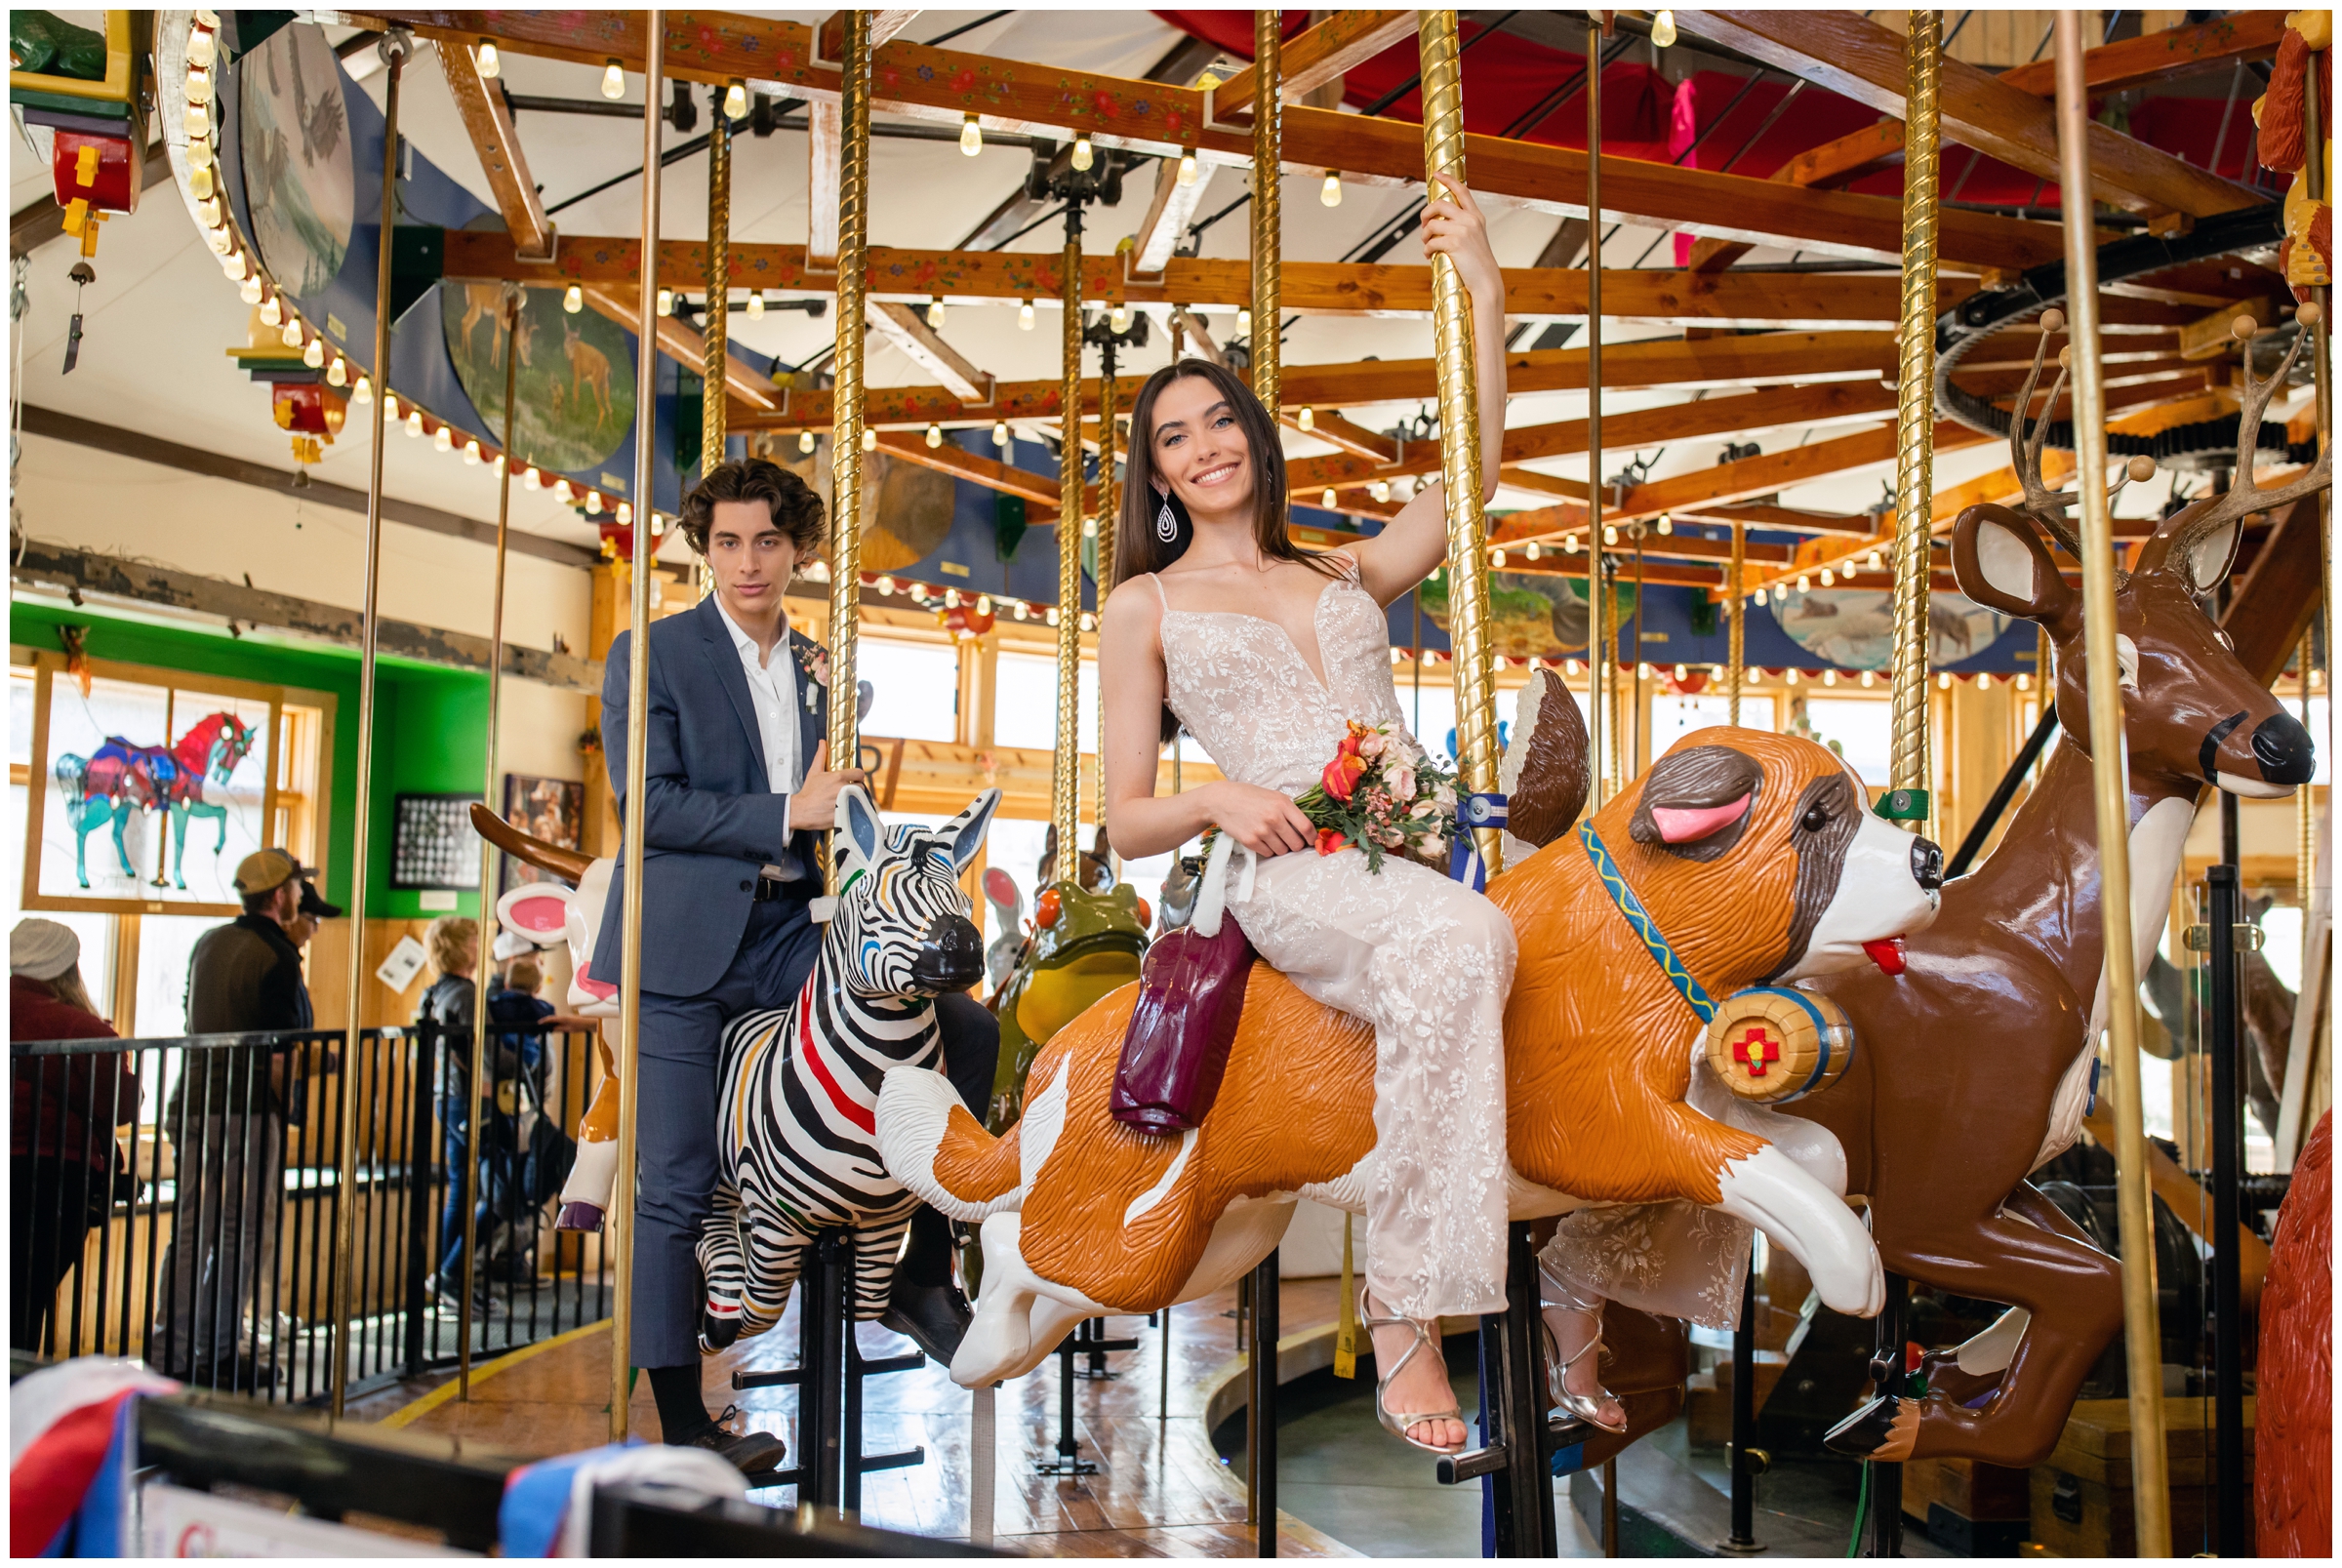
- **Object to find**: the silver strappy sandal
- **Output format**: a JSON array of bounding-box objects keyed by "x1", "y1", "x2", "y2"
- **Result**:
[
  {"x1": 1359, "y1": 1287, "x2": 1468, "y2": 1455},
  {"x1": 1539, "y1": 1273, "x2": 1628, "y2": 1434}
]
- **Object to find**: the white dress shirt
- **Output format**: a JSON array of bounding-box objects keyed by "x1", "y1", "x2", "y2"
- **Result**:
[{"x1": 714, "y1": 598, "x2": 801, "y2": 877}]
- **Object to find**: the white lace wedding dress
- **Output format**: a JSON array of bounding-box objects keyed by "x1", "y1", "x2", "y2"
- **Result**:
[{"x1": 1148, "y1": 562, "x2": 1513, "y2": 1322}]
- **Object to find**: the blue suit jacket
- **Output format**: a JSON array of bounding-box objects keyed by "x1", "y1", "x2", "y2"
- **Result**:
[{"x1": 594, "y1": 593, "x2": 829, "y2": 998}]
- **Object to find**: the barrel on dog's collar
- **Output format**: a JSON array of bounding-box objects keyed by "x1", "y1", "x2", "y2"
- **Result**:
[{"x1": 1701, "y1": 985, "x2": 1857, "y2": 1106}]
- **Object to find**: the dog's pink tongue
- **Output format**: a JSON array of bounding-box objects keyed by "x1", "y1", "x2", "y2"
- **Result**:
[{"x1": 1863, "y1": 938, "x2": 1907, "y2": 976}]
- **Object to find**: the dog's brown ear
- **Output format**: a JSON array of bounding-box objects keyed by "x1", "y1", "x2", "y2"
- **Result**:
[
  {"x1": 1502, "y1": 667, "x2": 1590, "y2": 848},
  {"x1": 1630, "y1": 745, "x2": 1763, "y2": 863}
]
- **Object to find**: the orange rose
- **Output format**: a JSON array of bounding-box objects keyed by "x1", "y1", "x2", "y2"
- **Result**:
[
  {"x1": 1315, "y1": 827, "x2": 1347, "y2": 857},
  {"x1": 1322, "y1": 751, "x2": 1366, "y2": 802}
]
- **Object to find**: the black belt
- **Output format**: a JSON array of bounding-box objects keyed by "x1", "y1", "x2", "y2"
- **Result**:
[{"x1": 751, "y1": 872, "x2": 810, "y2": 903}]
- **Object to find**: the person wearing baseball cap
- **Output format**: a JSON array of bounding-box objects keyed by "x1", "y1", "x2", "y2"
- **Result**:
[
  {"x1": 153, "y1": 848, "x2": 319, "y2": 1389},
  {"x1": 12, "y1": 918, "x2": 141, "y2": 1354}
]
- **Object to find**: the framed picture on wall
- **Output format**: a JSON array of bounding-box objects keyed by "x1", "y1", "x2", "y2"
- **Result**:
[
  {"x1": 500, "y1": 775, "x2": 585, "y2": 895},
  {"x1": 20, "y1": 652, "x2": 282, "y2": 917},
  {"x1": 389, "y1": 793, "x2": 482, "y2": 891}
]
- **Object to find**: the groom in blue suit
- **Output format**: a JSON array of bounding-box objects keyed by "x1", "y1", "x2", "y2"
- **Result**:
[{"x1": 597, "y1": 459, "x2": 996, "y2": 1471}]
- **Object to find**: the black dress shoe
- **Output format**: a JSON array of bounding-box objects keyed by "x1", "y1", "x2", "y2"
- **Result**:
[
  {"x1": 879, "y1": 1281, "x2": 973, "y2": 1364},
  {"x1": 680, "y1": 1406, "x2": 787, "y2": 1479}
]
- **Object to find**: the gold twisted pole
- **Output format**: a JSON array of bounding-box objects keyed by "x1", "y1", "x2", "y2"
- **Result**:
[
  {"x1": 1418, "y1": 12, "x2": 1498, "y2": 872},
  {"x1": 1585, "y1": 20, "x2": 1606, "y2": 808},
  {"x1": 1052, "y1": 213, "x2": 1084, "y2": 860},
  {"x1": 2055, "y1": 14, "x2": 2169, "y2": 1554},
  {"x1": 457, "y1": 283, "x2": 520, "y2": 1401},
  {"x1": 1094, "y1": 364, "x2": 1118, "y2": 840},
  {"x1": 612, "y1": 9, "x2": 666, "y2": 1441},
  {"x1": 828, "y1": 12, "x2": 873, "y2": 885},
  {"x1": 2301, "y1": 630, "x2": 2316, "y2": 906},
  {"x1": 331, "y1": 27, "x2": 408, "y2": 1420},
  {"x1": 1886, "y1": 11, "x2": 1942, "y2": 835},
  {"x1": 1251, "y1": 11, "x2": 1282, "y2": 419},
  {"x1": 702, "y1": 99, "x2": 730, "y2": 474},
  {"x1": 1727, "y1": 522, "x2": 1746, "y2": 725}
]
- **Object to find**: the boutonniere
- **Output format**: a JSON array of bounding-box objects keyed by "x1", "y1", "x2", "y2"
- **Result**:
[{"x1": 794, "y1": 639, "x2": 828, "y2": 710}]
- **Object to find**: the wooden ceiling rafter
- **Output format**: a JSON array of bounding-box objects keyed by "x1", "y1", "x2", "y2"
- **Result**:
[
  {"x1": 577, "y1": 282, "x2": 781, "y2": 411},
  {"x1": 435, "y1": 35, "x2": 556, "y2": 261},
  {"x1": 353, "y1": 9, "x2": 2067, "y2": 268},
  {"x1": 1206, "y1": 11, "x2": 1418, "y2": 124}
]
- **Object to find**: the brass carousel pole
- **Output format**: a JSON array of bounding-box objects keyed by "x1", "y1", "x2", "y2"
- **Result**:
[
  {"x1": 611, "y1": 10, "x2": 666, "y2": 1442},
  {"x1": 828, "y1": 14, "x2": 874, "y2": 873},
  {"x1": 1052, "y1": 216, "x2": 1085, "y2": 861},
  {"x1": 1419, "y1": 11, "x2": 1498, "y2": 871},
  {"x1": 329, "y1": 26, "x2": 409, "y2": 1421},
  {"x1": 1726, "y1": 523, "x2": 1746, "y2": 725},
  {"x1": 703, "y1": 90, "x2": 732, "y2": 478},
  {"x1": 1885, "y1": 12, "x2": 1942, "y2": 837},
  {"x1": 2055, "y1": 13, "x2": 2171, "y2": 1554},
  {"x1": 1251, "y1": 10, "x2": 1282, "y2": 420},
  {"x1": 456, "y1": 283, "x2": 521, "y2": 1400},
  {"x1": 1584, "y1": 20, "x2": 1606, "y2": 808},
  {"x1": 1094, "y1": 364, "x2": 1118, "y2": 851}
]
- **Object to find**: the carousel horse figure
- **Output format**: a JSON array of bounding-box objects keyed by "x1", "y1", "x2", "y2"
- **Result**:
[
  {"x1": 55, "y1": 711, "x2": 258, "y2": 888},
  {"x1": 877, "y1": 710, "x2": 1945, "y2": 1389},
  {"x1": 1777, "y1": 322, "x2": 2329, "y2": 1467}
]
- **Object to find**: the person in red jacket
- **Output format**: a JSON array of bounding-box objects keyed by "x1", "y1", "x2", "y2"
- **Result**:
[{"x1": 11, "y1": 919, "x2": 140, "y2": 1354}]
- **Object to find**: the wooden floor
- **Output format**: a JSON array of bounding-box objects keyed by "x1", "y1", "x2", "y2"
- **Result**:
[{"x1": 376, "y1": 1276, "x2": 1365, "y2": 1556}]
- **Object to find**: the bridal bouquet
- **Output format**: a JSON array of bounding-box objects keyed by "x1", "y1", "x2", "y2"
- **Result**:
[{"x1": 1293, "y1": 720, "x2": 1457, "y2": 872}]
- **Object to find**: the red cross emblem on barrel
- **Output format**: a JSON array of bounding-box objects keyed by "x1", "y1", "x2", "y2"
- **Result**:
[{"x1": 1702, "y1": 986, "x2": 1856, "y2": 1106}]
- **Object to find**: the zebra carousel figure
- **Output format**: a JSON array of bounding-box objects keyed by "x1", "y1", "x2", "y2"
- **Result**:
[{"x1": 698, "y1": 784, "x2": 999, "y2": 1348}]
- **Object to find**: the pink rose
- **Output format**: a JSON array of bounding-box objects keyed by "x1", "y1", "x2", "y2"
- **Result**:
[
  {"x1": 1391, "y1": 765, "x2": 1417, "y2": 802},
  {"x1": 1358, "y1": 731, "x2": 1388, "y2": 759}
]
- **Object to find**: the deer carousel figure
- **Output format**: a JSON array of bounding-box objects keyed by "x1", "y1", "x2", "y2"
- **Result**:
[{"x1": 874, "y1": 176, "x2": 1943, "y2": 1457}]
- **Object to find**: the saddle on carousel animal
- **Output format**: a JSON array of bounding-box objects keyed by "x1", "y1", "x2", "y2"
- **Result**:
[{"x1": 875, "y1": 680, "x2": 1944, "y2": 1388}]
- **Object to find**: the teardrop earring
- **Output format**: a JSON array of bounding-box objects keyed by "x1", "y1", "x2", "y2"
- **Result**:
[{"x1": 1156, "y1": 494, "x2": 1180, "y2": 543}]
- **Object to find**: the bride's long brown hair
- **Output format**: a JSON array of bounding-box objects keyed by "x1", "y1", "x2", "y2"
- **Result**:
[{"x1": 1111, "y1": 359, "x2": 1342, "y2": 743}]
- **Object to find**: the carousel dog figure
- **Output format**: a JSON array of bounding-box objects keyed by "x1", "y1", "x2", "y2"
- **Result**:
[{"x1": 877, "y1": 711, "x2": 1943, "y2": 1390}]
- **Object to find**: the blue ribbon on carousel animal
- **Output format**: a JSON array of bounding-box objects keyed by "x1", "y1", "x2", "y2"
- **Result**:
[
  {"x1": 1447, "y1": 792, "x2": 1509, "y2": 893},
  {"x1": 1576, "y1": 819, "x2": 1718, "y2": 1025}
]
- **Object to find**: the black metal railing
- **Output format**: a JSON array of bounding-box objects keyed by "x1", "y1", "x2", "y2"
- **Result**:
[{"x1": 10, "y1": 1023, "x2": 609, "y2": 1405}]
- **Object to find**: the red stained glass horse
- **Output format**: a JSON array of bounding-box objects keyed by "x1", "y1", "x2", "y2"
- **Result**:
[{"x1": 54, "y1": 711, "x2": 259, "y2": 889}]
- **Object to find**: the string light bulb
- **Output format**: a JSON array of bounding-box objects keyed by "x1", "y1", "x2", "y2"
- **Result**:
[
  {"x1": 602, "y1": 60, "x2": 626, "y2": 99},
  {"x1": 473, "y1": 40, "x2": 500, "y2": 79},
  {"x1": 1525, "y1": 541, "x2": 1542, "y2": 561},
  {"x1": 1321, "y1": 488, "x2": 1337, "y2": 508},
  {"x1": 523, "y1": 466, "x2": 543, "y2": 490},
  {"x1": 1178, "y1": 149, "x2": 1198, "y2": 185},
  {"x1": 1298, "y1": 406, "x2": 1315, "y2": 432},
  {"x1": 799, "y1": 430, "x2": 817, "y2": 454},
  {"x1": 189, "y1": 163, "x2": 216, "y2": 200},
  {"x1": 327, "y1": 355, "x2": 347, "y2": 386},
  {"x1": 1236, "y1": 306, "x2": 1252, "y2": 335},
  {"x1": 1656, "y1": 514, "x2": 1673, "y2": 535},
  {"x1": 724, "y1": 80, "x2": 747, "y2": 120},
  {"x1": 406, "y1": 408, "x2": 424, "y2": 438},
  {"x1": 564, "y1": 284, "x2": 583, "y2": 313},
  {"x1": 1819, "y1": 568, "x2": 1835, "y2": 586},
  {"x1": 862, "y1": 428, "x2": 877, "y2": 452},
  {"x1": 977, "y1": 594, "x2": 992, "y2": 615},
  {"x1": 1070, "y1": 134, "x2": 1094, "y2": 172},
  {"x1": 1109, "y1": 302, "x2": 1131, "y2": 334},
  {"x1": 926, "y1": 423, "x2": 944, "y2": 449},
  {"x1": 1797, "y1": 573, "x2": 1811, "y2": 591},
  {"x1": 303, "y1": 337, "x2": 324, "y2": 368},
  {"x1": 1019, "y1": 299, "x2": 1035, "y2": 331},
  {"x1": 1603, "y1": 524, "x2": 1618, "y2": 545},
  {"x1": 434, "y1": 423, "x2": 454, "y2": 453},
  {"x1": 656, "y1": 287, "x2": 673, "y2": 316},
  {"x1": 239, "y1": 275, "x2": 262, "y2": 304},
  {"x1": 554, "y1": 478, "x2": 574, "y2": 503},
  {"x1": 187, "y1": 26, "x2": 217, "y2": 68},
  {"x1": 960, "y1": 114, "x2": 983, "y2": 155},
  {"x1": 1651, "y1": 10, "x2": 1678, "y2": 48},
  {"x1": 280, "y1": 318, "x2": 305, "y2": 348},
  {"x1": 993, "y1": 422, "x2": 1010, "y2": 448},
  {"x1": 258, "y1": 294, "x2": 282, "y2": 326},
  {"x1": 1492, "y1": 547, "x2": 1508, "y2": 568},
  {"x1": 1320, "y1": 170, "x2": 1343, "y2": 207},
  {"x1": 351, "y1": 375, "x2": 372, "y2": 403},
  {"x1": 464, "y1": 439, "x2": 481, "y2": 465},
  {"x1": 1371, "y1": 480, "x2": 1392, "y2": 503}
]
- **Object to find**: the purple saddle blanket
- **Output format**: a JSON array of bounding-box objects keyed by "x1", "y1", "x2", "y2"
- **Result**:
[{"x1": 1109, "y1": 914, "x2": 1255, "y2": 1135}]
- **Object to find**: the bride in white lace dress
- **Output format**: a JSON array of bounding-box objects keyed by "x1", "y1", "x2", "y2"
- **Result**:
[{"x1": 1098, "y1": 177, "x2": 1555, "y2": 1454}]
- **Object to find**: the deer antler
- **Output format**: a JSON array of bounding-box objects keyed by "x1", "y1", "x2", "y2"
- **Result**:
[
  {"x1": 2007, "y1": 310, "x2": 2084, "y2": 558},
  {"x1": 2166, "y1": 305, "x2": 2334, "y2": 554}
]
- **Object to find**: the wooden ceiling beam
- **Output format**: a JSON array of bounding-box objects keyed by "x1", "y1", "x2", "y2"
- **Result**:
[
  {"x1": 873, "y1": 430, "x2": 1059, "y2": 508},
  {"x1": 1672, "y1": 11, "x2": 2260, "y2": 221},
  {"x1": 1128, "y1": 154, "x2": 1215, "y2": 278},
  {"x1": 1208, "y1": 11, "x2": 1419, "y2": 122},
  {"x1": 436, "y1": 38, "x2": 555, "y2": 260},
  {"x1": 1286, "y1": 379, "x2": 1902, "y2": 492},
  {"x1": 866, "y1": 301, "x2": 994, "y2": 405},
  {"x1": 1677, "y1": 503, "x2": 1882, "y2": 537},
  {"x1": 356, "y1": 10, "x2": 2064, "y2": 269},
  {"x1": 1291, "y1": 411, "x2": 1401, "y2": 464},
  {"x1": 579, "y1": 283, "x2": 780, "y2": 412}
]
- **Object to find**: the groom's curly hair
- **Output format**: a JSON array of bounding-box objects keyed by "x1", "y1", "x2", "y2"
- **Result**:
[{"x1": 678, "y1": 458, "x2": 828, "y2": 560}]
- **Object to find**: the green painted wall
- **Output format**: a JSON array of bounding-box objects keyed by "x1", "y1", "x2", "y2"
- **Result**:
[{"x1": 12, "y1": 605, "x2": 494, "y2": 918}]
